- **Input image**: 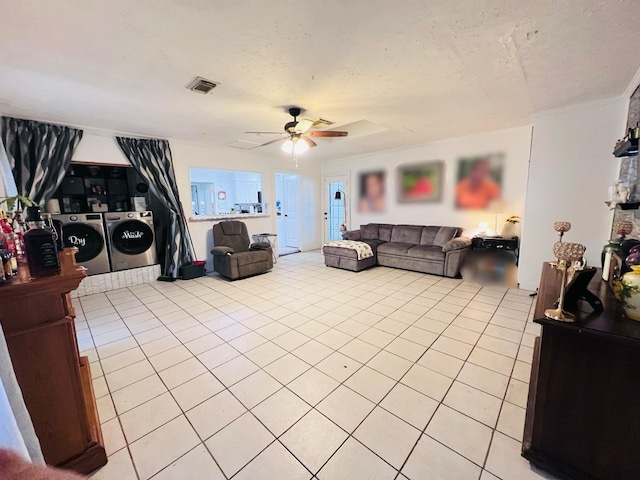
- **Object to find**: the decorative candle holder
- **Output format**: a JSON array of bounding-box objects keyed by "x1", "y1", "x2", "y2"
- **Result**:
[
  {"x1": 545, "y1": 242, "x2": 586, "y2": 322},
  {"x1": 613, "y1": 220, "x2": 633, "y2": 240},
  {"x1": 553, "y1": 221, "x2": 571, "y2": 242}
]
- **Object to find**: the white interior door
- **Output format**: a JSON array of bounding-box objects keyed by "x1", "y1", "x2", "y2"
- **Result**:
[
  {"x1": 324, "y1": 175, "x2": 349, "y2": 242},
  {"x1": 283, "y1": 175, "x2": 299, "y2": 248}
]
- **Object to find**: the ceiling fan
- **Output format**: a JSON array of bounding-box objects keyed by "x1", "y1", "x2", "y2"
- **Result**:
[{"x1": 246, "y1": 107, "x2": 348, "y2": 157}]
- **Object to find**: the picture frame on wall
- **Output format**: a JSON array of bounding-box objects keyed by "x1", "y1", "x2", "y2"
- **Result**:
[
  {"x1": 358, "y1": 170, "x2": 386, "y2": 213},
  {"x1": 397, "y1": 161, "x2": 444, "y2": 203},
  {"x1": 455, "y1": 153, "x2": 504, "y2": 209}
]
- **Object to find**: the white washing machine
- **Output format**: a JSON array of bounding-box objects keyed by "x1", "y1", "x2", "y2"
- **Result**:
[
  {"x1": 104, "y1": 211, "x2": 158, "y2": 271},
  {"x1": 52, "y1": 213, "x2": 111, "y2": 275}
]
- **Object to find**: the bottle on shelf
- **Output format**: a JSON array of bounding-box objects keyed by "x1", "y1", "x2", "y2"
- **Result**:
[
  {"x1": 1, "y1": 216, "x2": 18, "y2": 275},
  {"x1": 10, "y1": 213, "x2": 25, "y2": 263},
  {"x1": 0, "y1": 253, "x2": 6, "y2": 283},
  {"x1": 0, "y1": 249, "x2": 13, "y2": 279},
  {"x1": 23, "y1": 206, "x2": 60, "y2": 277}
]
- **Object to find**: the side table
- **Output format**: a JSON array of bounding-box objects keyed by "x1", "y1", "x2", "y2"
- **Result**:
[
  {"x1": 253, "y1": 233, "x2": 278, "y2": 263},
  {"x1": 463, "y1": 236, "x2": 520, "y2": 285},
  {"x1": 471, "y1": 235, "x2": 519, "y2": 264}
]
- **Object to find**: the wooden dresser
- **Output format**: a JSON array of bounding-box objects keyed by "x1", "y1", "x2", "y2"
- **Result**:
[
  {"x1": 0, "y1": 259, "x2": 106, "y2": 474},
  {"x1": 523, "y1": 263, "x2": 640, "y2": 480}
]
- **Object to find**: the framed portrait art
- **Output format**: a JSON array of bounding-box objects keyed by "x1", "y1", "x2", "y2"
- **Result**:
[
  {"x1": 397, "y1": 161, "x2": 444, "y2": 203},
  {"x1": 455, "y1": 153, "x2": 504, "y2": 209}
]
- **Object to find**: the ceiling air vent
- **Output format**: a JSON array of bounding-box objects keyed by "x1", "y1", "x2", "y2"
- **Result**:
[{"x1": 186, "y1": 77, "x2": 219, "y2": 94}]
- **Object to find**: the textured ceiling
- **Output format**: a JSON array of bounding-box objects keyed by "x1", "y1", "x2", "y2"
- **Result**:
[{"x1": 0, "y1": 0, "x2": 638, "y2": 160}]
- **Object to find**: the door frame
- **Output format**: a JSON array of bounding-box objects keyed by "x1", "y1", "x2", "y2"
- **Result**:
[
  {"x1": 274, "y1": 171, "x2": 303, "y2": 254},
  {"x1": 323, "y1": 172, "x2": 350, "y2": 243}
]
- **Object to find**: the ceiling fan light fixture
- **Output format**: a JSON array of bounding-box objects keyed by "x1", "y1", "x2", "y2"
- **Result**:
[
  {"x1": 281, "y1": 136, "x2": 309, "y2": 155},
  {"x1": 281, "y1": 138, "x2": 294, "y2": 154},
  {"x1": 294, "y1": 138, "x2": 309, "y2": 154}
]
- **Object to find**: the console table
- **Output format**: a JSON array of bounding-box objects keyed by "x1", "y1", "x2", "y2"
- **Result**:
[
  {"x1": 523, "y1": 263, "x2": 640, "y2": 479},
  {"x1": 0, "y1": 255, "x2": 106, "y2": 474}
]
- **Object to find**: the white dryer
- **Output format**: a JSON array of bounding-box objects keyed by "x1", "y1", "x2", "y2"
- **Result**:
[
  {"x1": 104, "y1": 211, "x2": 158, "y2": 271},
  {"x1": 52, "y1": 213, "x2": 111, "y2": 275}
]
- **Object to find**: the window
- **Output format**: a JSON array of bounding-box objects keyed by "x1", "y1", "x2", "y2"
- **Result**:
[{"x1": 188, "y1": 167, "x2": 263, "y2": 216}]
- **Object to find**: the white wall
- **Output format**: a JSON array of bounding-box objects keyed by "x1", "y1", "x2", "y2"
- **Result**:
[
  {"x1": 71, "y1": 134, "x2": 323, "y2": 271},
  {"x1": 518, "y1": 98, "x2": 627, "y2": 290},
  {"x1": 322, "y1": 125, "x2": 533, "y2": 241},
  {"x1": 72, "y1": 134, "x2": 129, "y2": 165}
]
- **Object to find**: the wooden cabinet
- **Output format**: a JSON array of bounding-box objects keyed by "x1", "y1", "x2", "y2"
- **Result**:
[
  {"x1": 523, "y1": 263, "x2": 640, "y2": 480},
  {"x1": 0, "y1": 261, "x2": 106, "y2": 475}
]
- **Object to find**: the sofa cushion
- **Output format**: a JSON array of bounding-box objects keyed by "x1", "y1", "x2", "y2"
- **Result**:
[
  {"x1": 420, "y1": 226, "x2": 441, "y2": 246},
  {"x1": 378, "y1": 242, "x2": 416, "y2": 256},
  {"x1": 434, "y1": 226, "x2": 461, "y2": 247},
  {"x1": 361, "y1": 224, "x2": 379, "y2": 240},
  {"x1": 391, "y1": 225, "x2": 423, "y2": 244},
  {"x1": 322, "y1": 245, "x2": 358, "y2": 259},
  {"x1": 361, "y1": 238, "x2": 385, "y2": 254},
  {"x1": 407, "y1": 245, "x2": 445, "y2": 262},
  {"x1": 213, "y1": 221, "x2": 250, "y2": 253},
  {"x1": 235, "y1": 250, "x2": 271, "y2": 267},
  {"x1": 378, "y1": 224, "x2": 393, "y2": 242}
]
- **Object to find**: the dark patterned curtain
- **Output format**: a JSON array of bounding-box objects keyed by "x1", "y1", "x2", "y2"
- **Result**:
[
  {"x1": 116, "y1": 136, "x2": 194, "y2": 278},
  {"x1": 0, "y1": 117, "x2": 83, "y2": 204}
]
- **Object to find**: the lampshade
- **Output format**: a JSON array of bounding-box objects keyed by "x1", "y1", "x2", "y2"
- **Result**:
[
  {"x1": 335, "y1": 191, "x2": 342, "y2": 200},
  {"x1": 281, "y1": 139, "x2": 294, "y2": 154},
  {"x1": 281, "y1": 136, "x2": 309, "y2": 155},
  {"x1": 294, "y1": 138, "x2": 309, "y2": 154}
]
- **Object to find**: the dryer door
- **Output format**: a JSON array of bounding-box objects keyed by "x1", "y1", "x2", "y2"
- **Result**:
[
  {"x1": 62, "y1": 223, "x2": 106, "y2": 263},
  {"x1": 110, "y1": 220, "x2": 154, "y2": 255}
]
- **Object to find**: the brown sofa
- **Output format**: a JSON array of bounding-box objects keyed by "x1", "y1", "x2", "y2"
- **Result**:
[
  {"x1": 211, "y1": 221, "x2": 273, "y2": 280},
  {"x1": 324, "y1": 223, "x2": 471, "y2": 277}
]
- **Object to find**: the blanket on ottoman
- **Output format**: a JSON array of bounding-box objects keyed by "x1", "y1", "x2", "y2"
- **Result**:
[{"x1": 322, "y1": 240, "x2": 374, "y2": 260}]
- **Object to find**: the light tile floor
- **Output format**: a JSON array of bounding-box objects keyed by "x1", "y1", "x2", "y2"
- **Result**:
[{"x1": 80, "y1": 252, "x2": 558, "y2": 480}]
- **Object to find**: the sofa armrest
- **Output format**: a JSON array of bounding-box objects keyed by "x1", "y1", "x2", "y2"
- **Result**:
[
  {"x1": 342, "y1": 230, "x2": 361, "y2": 241},
  {"x1": 250, "y1": 242, "x2": 271, "y2": 251},
  {"x1": 211, "y1": 246, "x2": 234, "y2": 256},
  {"x1": 442, "y1": 237, "x2": 471, "y2": 252}
]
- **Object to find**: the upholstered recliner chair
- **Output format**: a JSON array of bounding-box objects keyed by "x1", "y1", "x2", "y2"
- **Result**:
[{"x1": 211, "y1": 221, "x2": 273, "y2": 280}]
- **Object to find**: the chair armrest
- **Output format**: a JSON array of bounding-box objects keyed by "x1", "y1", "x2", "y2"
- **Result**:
[
  {"x1": 211, "y1": 246, "x2": 234, "y2": 256},
  {"x1": 250, "y1": 242, "x2": 271, "y2": 251},
  {"x1": 342, "y1": 230, "x2": 361, "y2": 241},
  {"x1": 442, "y1": 237, "x2": 471, "y2": 253}
]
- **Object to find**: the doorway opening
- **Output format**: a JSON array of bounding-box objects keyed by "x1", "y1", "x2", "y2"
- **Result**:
[
  {"x1": 324, "y1": 174, "x2": 349, "y2": 243},
  {"x1": 275, "y1": 173, "x2": 301, "y2": 257}
]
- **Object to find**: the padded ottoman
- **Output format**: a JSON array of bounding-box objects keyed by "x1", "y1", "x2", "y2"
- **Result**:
[{"x1": 322, "y1": 244, "x2": 377, "y2": 272}]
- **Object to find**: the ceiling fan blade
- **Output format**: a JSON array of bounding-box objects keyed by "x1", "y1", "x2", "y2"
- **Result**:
[
  {"x1": 294, "y1": 118, "x2": 314, "y2": 133},
  {"x1": 308, "y1": 131, "x2": 348, "y2": 137},
  {"x1": 257, "y1": 137, "x2": 286, "y2": 147},
  {"x1": 302, "y1": 136, "x2": 318, "y2": 148},
  {"x1": 245, "y1": 131, "x2": 284, "y2": 135}
]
